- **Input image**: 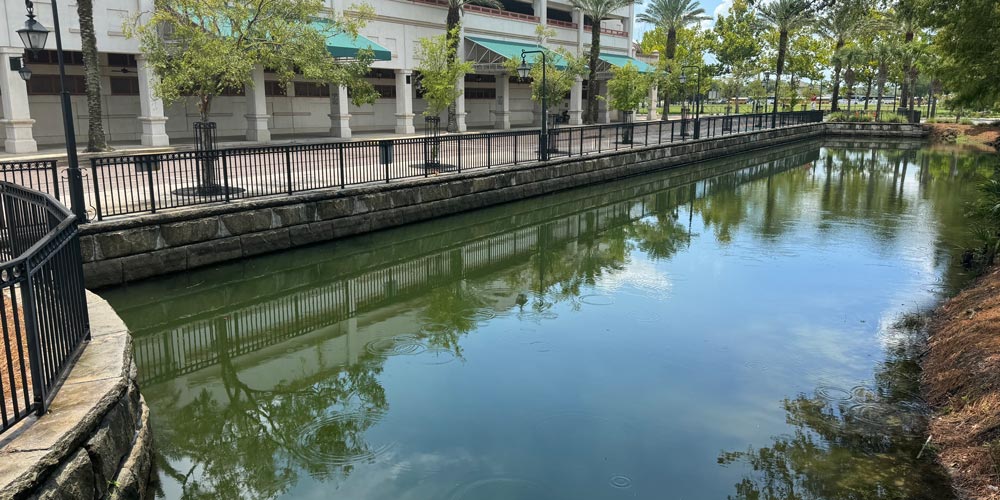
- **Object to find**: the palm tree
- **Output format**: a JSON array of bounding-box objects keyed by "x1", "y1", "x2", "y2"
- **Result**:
[
  {"x1": 637, "y1": 0, "x2": 708, "y2": 117},
  {"x1": 76, "y1": 0, "x2": 107, "y2": 151},
  {"x1": 758, "y1": 0, "x2": 814, "y2": 125},
  {"x1": 889, "y1": 0, "x2": 919, "y2": 109},
  {"x1": 869, "y1": 36, "x2": 899, "y2": 120},
  {"x1": 818, "y1": 0, "x2": 865, "y2": 111},
  {"x1": 637, "y1": 0, "x2": 709, "y2": 59},
  {"x1": 570, "y1": 0, "x2": 636, "y2": 124},
  {"x1": 835, "y1": 44, "x2": 866, "y2": 111},
  {"x1": 444, "y1": 0, "x2": 502, "y2": 131}
]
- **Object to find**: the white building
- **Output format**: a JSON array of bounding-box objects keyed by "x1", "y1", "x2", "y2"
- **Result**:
[{"x1": 0, "y1": 0, "x2": 649, "y2": 154}]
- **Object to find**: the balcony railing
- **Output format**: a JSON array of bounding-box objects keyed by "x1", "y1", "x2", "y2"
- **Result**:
[
  {"x1": 547, "y1": 19, "x2": 578, "y2": 29},
  {"x1": 584, "y1": 25, "x2": 628, "y2": 37}
]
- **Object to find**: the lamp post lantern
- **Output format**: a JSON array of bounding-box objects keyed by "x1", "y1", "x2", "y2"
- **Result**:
[
  {"x1": 520, "y1": 49, "x2": 549, "y2": 161},
  {"x1": 17, "y1": 0, "x2": 87, "y2": 222},
  {"x1": 679, "y1": 72, "x2": 689, "y2": 137}
]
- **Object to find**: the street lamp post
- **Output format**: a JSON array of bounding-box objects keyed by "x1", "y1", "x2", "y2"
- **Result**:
[
  {"x1": 818, "y1": 80, "x2": 824, "y2": 112},
  {"x1": 519, "y1": 49, "x2": 549, "y2": 162},
  {"x1": 771, "y1": 72, "x2": 780, "y2": 128},
  {"x1": 681, "y1": 65, "x2": 702, "y2": 139},
  {"x1": 17, "y1": 0, "x2": 87, "y2": 222},
  {"x1": 757, "y1": 72, "x2": 770, "y2": 128}
]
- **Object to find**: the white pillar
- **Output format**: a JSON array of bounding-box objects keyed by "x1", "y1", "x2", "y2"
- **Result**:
[
  {"x1": 135, "y1": 54, "x2": 169, "y2": 147},
  {"x1": 648, "y1": 84, "x2": 658, "y2": 120},
  {"x1": 454, "y1": 25, "x2": 468, "y2": 132},
  {"x1": 395, "y1": 69, "x2": 415, "y2": 134},
  {"x1": 455, "y1": 78, "x2": 468, "y2": 132},
  {"x1": 626, "y1": 7, "x2": 635, "y2": 57},
  {"x1": 573, "y1": 9, "x2": 584, "y2": 54},
  {"x1": 495, "y1": 75, "x2": 510, "y2": 129},
  {"x1": 245, "y1": 65, "x2": 270, "y2": 142},
  {"x1": 0, "y1": 47, "x2": 37, "y2": 153},
  {"x1": 598, "y1": 81, "x2": 610, "y2": 124},
  {"x1": 328, "y1": 84, "x2": 351, "y2": 138},
  {"x1": 569, "y1": 77, "x2": 583, "y2": 125},
  {"x1": 533, "y1": 0, "x2": 547, "y2": 24}
]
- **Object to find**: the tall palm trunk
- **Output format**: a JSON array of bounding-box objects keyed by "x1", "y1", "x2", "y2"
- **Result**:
[
  {"x1": 664, "y1": 28, "x2": 677, "y2": 117},
  {"x1": 863, "y1": 77, "x2": 873, "y2": 110},
  {"x1": 77, "y1": 0, "x2": 107, "y2": 151},
  {"x1": 771, "y1": 30, "x2": 787, "y2": 125},
  {"x1": 446, "y1": 6, "x2": 461, "y2": 132},
  {"x1": 899, "y1": 30, "x2": 913, "y2": 108},
  {"x1": 875, "y1": 62, "x2": 886, "y2": 119},
  {"x1": 586, "y1": 27, "x2": 602, "y2": 123},
  {"x1": 830, "y1": 38, "x2": 844, "y2": 111}
]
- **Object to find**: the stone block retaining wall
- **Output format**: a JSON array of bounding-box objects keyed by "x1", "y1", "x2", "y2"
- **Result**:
[
  {"x1": 0, "y1": 293, "x2": 152, "y2": 500},
  {"x1": 79, "y1": 122, "x2": 922, "y2": 288}
]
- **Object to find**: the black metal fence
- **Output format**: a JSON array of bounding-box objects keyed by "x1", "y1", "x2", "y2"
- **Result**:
[
  {"x1": 0, "y1": 182, "x2": 89, "y2": 434},
  {"x1": 0, "y1": 111, "x2": 822, "y2": 221}
]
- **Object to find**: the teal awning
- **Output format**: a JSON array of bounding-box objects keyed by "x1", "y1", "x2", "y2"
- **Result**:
[
  {"x1": 599, "y1": 53, "x2": 655, "y2": 73},
  {"x1": 313, "y1": 21, "x2": 391, "y2": 61},
  {"x1": 466, "y1": 36, "x2": 569, "y2": 69}
]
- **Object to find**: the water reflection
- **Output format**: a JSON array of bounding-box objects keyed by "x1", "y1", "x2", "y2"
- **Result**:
[
  {"x1": 104, "y1": 140, "x2": 995, "y2": 499},
  {"x1": 719, "y1": 320, "x2": 953, "y2": 500}
]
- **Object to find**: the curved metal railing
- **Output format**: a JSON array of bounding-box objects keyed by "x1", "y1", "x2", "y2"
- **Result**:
[{"x1": 0, "y1": 182, "x2": 89, "y2": 434}]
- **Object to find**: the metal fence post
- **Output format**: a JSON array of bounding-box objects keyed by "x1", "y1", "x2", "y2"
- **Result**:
[
  {"x1": 338, "y1": 143, "x2": 346, "y2": 188},
  {"x1": 487, "y1": 134, "x2": 492, "y2": 168},
  {"x1": 146, "y1": 155, "x2": 157, "y2": 213},
  {"x1": 285, "y1": 148, "x2": 294, "y2": 194},
  {"x1": 89, "y1": 159, "x2": 102, "y2": 221},
  {"x1": 221, "y1": 153, "x2": 231, "y2": 202},
  {"x1": 19, "y1": 267, "x2": 46, "y2": 415},
  {"x1": 457, "y1": 136, "x2": 462, "y2": 173},
  {"x1": 49, "y1": 161, "x2": 61, "y2": 201}
]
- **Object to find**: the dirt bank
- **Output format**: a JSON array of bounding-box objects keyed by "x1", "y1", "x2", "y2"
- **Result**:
[
  {"x1": 927, "y1": 123, "x2": 1000, "y2": 151},
  {"x1": 924, "y1": 265, "x2": 1000, "y2": 499}
]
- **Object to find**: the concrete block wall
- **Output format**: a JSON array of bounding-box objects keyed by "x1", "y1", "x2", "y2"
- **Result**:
[
  {"x1": 0, "y1": 293, "x2": 153, "y2": 500},
  {"x1": 79, "y1": 123, "x2": 829, "y2": 288}
]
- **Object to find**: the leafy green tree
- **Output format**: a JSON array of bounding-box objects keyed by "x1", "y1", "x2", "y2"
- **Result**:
[
  {"x1": 758, "y1": 0, "x2": 815, "y2": 122},
  {"x1": 416, "y1": 26, "x2": 475, "y2": 117},
  {"x1": 504, "y1": 27, "x2": 588, "y2": 110},
  {"x1": 712, "y1": 0, "x2": 762, "y2": 112},
  {"x1": 570, "y1": 0, "x2": 637, "y2": 123},
  {"x1": 923, "y1": 0, "x2": 1000, "y2": 108},
  {"x1": 443, "y1": 0, "x2": 502, "y2": 131},
  {"x1": 606, "y1": 62, "x2": 652, "y2": 115},
  {"x1": 129, "y1": 0, "x2": 379, "y2": 123},
  {"x1": 869, "y1": 35, "x2": 900, "y2": 119},
  {"x1": 818, "y1": 0, "x2": 867, "y2": 111},
  {"x1": 639, "y1": 0, "x2": 709, "y2": 114},
  {"x1": 76, "y1": 0, "x2": 107, "y2": 151}
]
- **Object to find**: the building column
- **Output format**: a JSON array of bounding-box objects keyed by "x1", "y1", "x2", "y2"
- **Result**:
[
  {"x1": 569, "y1": 77, "x2": 583, "y2": 125},
  {"x1": 328, "y1": 84, "x2": 351, "y2": 138},
  {"x1": 245, "y1": 65, "x2": 270, "y2": 142},
  {"x1": 598, "y1": 81, "x2": 610, "y2": 124},
  {"x1": 573, "y1": 9, "x2": 584, "y2": 53},
  {"x1": 648, "y1": 84, "x2": 658, "y2": 120},
  {"x1": 495, "y1": 75, "x2": 510, "y2": 129},
  {"x1": 395, "y1": 69, "x2": 415, "y2": 134},
  {"x1": 135, "y1": 54, "x2": 169, "y2": 147},
  {"x1": 0, "y1": 47, "x2": 37, "y2": 153},
  {"x1": 455, "y1": 78, "x2": 468, "y2": 132},
  {"x1": 533, "y1": 0, "x2": 548, "y2": 24},
  {"x1": 626, "y1": 7, "x2": 635, "y2": 57}
]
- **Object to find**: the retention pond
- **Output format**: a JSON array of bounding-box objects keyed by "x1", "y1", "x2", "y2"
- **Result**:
[{"x1": 103, "y1": 139, "x2": 998, "y2": 499}]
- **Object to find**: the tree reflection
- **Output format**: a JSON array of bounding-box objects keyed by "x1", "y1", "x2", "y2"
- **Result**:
[{"x1": 718, "y1": 329, "x2": 954, "y2": 500}]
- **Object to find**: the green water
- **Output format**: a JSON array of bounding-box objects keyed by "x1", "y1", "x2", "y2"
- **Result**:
[{"x1": 103, "y1": 140, "x2": 998, "y2": 499}]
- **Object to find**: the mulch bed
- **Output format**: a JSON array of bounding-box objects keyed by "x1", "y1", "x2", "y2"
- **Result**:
[
  {"x1": 924, "y1": 265, "x2": 1000, "y2": 499},
  {"x1": 0, "y1": 297, "x2": 31, "y2": 421}
]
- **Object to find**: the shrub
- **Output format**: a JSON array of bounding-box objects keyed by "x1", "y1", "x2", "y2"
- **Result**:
[
  {"x1": 876, "y1": 113, "x2": 910, "y2": 123},
  {"x1": 959, "y1": 117, "x2": 974, "y2": 125},
  {"x1": 827, "y1": 111, "x2": 873, "y2": 122}
]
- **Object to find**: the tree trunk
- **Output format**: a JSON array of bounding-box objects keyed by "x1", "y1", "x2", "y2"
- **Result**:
[
  {"x1": 77, "y1": 0, "x2": 107, "y2": 152},
  {"x1": 586, "y1": 26, "x2": 601, "y2": 124},
  {"x1": 666, "y1": 29, "x2": 677, "y2": 60},
  {"x1": 899, "y1": 30, "x2": 914, "y2": 108},
  {"x1": 830, "y1": 38, "x2": 844, "y2": 111},
  {"x1": 446, "y1": 7, "x2": 461, "y2": 133},
  {"x1": 863, "y1": 77, "x2": 873, "y2": 111},
  {"x1": 772, "y1": 31, "x2": 787, "y2": 124},
  {"x1": 875, "y1": 64, "x2": 886, "y2": 120}
]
